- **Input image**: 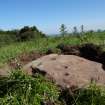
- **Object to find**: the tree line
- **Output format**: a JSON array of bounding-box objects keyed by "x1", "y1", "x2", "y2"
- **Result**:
[
  {"x1": 59, "y1": 24, "x2": 105, "y2": 36},
  {"x1": 0, "y1": 26, "x2": 46, "y2": 44}
]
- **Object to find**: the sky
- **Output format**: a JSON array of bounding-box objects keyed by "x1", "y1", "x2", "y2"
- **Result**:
[{"x1": 0, "y1": 0, "x2": 105, "y2": 34}]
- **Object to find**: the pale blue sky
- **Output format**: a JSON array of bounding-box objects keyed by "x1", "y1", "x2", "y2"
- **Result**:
[{"x1": 0, "y1": 0, "x2": 105, "y2": 34}]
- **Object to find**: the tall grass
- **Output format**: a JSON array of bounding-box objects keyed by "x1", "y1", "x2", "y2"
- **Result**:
[
  {"x1": 0, "y1": 34, "x2": 105, "y2": 105},
  {"x1": 0, "y1": 34, "x2": 105, "y2": 65},
  {"x1": 60, "y1": 83, "x2": 105, "y2": 105},
  {"x1": 0, "y1": 70, "x2": 60, "y2": 105},
  {"x1": 0, "y1": 70, "x2": 105, "y2": 105},
  {"x1": 74, "y1": 83, "x2": 105, "y2": 105}
]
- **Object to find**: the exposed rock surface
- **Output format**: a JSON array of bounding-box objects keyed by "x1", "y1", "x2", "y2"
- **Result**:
[
  {"x1": 0, "y1": 65, "x2": 11, "y2": 77},
  {"x1": 23, "y1": 54, "x2": 105, "y2": 89}
]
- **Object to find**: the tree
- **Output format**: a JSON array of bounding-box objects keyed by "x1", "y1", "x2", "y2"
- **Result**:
[
  {"x1": 81, "y1": 25, "x2": 84, "y2": 33},
  {"x1": 73, "y1": 26, "x2": 78, "y2": 35},
  {"x1": 89, "y1": 30, "x2": 94, "y2": 34},
  {"x1": 16, "y1": 26, "x2": 46, "y2": 41},
  {"x1": 60, "y1": 24, "x2": 67, "y2": 36},
  {"x1": 31, "y1": 26, "x2": 37, "y2": 31},
  {"x1": 97, "y1": 29, "x2": 102, "y2": 33}
]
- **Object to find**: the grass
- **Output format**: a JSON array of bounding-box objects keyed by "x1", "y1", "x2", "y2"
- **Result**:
[
  {"x1": 72, "y1": 83, "x2": 105, "y2": 105},
  {"x1": 0, "y1": 36, "x2": 80, "y2": 65},
  {"x1": 0, "y1": 70, "x2": 105, "y2": 105},
  {"x1": 0, "y1": 34, "x2": 105, "y2": 105},
  {"x1": 60, "y1": 83, "x2": 105, "y2": 105},
  {"x1": 0, "y1": 70, "x2": 61, "y2": 105},
  {"x1": 0, "y1": 33, "x2": 105, "y2": 65}
]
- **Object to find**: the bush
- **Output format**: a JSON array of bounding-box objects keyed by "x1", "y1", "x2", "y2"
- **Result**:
[{"x1": 16, "y1": 26, "x2": 46, "y2": 41}]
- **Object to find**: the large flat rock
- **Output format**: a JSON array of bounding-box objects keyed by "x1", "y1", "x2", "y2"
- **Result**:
[{"x1": 23, "y1": 54, "x2": 105, "y2": 89}]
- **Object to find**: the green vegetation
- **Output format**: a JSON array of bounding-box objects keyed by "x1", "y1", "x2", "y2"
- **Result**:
[
  {"x1": 0, "y1": 70, "x2": 105, "y2": 105},
  {"x1": 0, "y1": 70, "x2": 60, "y2": 105},
  {"x1": 60, "y1": 24, "x2": 67, "y2": 36},
  {"x1": 0, "y1": 26, "x2": 105, "y2": 105},
  {"x1": 74, "y1": 84, "x2": 105, "y2": 105},
  {"x1": 16, "y1": 26, "x2": 45, "y2": 41},
  {"x1": 60, "y1": 83, "x2": 105, "y2": 105},
  {"x1": 0, "y1": 26, "x2": 45, "y2": 46},
  {"x1": 0, "y1": 32, "x2": 105, "y2": 64}
]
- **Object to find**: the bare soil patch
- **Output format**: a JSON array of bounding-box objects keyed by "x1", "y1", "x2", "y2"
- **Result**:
[{"x1": 8, "y1": 51, "x2": 45, "y2": 69}]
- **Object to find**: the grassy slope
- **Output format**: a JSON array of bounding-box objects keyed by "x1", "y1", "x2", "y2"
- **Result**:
[
  {"x1": 0, "y1": 33, "x2": 105, "y2": 64},
  {"x1": 0, "y1": 37, "x2": 79, "y2": 64}
]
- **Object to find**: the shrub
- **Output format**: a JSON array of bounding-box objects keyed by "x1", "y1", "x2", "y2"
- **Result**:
[{"x1": 16, "y1": 26, "x2": 46, "y2": 41}]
